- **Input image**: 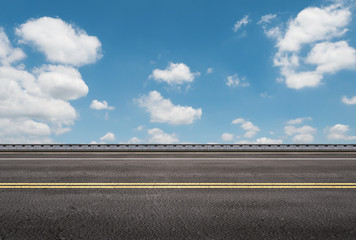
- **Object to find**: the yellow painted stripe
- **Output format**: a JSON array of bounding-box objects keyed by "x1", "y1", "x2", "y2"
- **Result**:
[
  {"x1": 0, "y1": 186, "x2": 356, "y2": 189},
  {"x1": 0, "y1": 183, "x2": 356, "y2": 185}
]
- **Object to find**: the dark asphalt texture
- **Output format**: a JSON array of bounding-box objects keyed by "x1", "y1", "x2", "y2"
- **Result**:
[{"x1": 0, "y1": 152, "x2": 356, "y2": 239}]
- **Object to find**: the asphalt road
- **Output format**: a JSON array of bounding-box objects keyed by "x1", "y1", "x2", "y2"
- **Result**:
[{"x1": 0, "y1": 152, "x2": 356, "y2": 239}]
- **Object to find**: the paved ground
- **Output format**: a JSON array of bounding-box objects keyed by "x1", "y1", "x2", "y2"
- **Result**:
[{"x1": 0, "y1": 152, "x2": 356, "y2": 239}]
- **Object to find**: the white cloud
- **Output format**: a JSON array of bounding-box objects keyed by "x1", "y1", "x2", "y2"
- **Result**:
[
  {"x1": 226, "y1": 74, "x2": 249, "y2": 88},
  {"x1": 326, "y1": 124, "x2": 356, "y2": 140},
  {"x1": 284, "y1": 125, "x2": 317, "y2": 143},
  {"x1": 232, "y1": 118, "x2": 260, "y2": 138},
  {"x1": 306, "y1": 41, "x2": 356, "y2": 73},
  {"x1": 233, "y1": 15, "x2": 250, "y2": 32},
  {"x1": 16, "y1": 17, "x2": 102, "y2": 66},
  {"x1": 137, "y1": 91, "x2": 202, "y2": 125},
  {"x1": 0, "y1": 21, "x2": 100, "y2": 143},
  {"x1": 244, "y1": 132, "x2": 256, "y2": 138},
  {"x1": 221, "y1": 133, "x2": 234, "y2": 141},
  {"x1": 0, "y1": 65, "x2": 77, "y2": 124},
  {"x1": 0, "y1": 28, "x2": 26, "y2": 65},
  {"x1": 90, "y1": 100, "x2": 115, "y2": 110},
  {"x1": 100, "y1": 132, "x2": 115, "y2": 142},
  {"x1": 231, "y1": 118, "x2": 245, "y2": 124},
  {"x1": 148, "y1": 128, "x2": 178, "y2": 144},
  {"x1": 285, "y1": 125, "x2": 316, "y2": 136},
  {"x1": 284, "y1": 71, "x2": 323, "y2": 90},
  {"x1": 207, "y1": 67, "x2": 213, "y2": 74},
  {"x1": 35, "y1": 65, "x2": 88, "y2": 101},
  {"x1": 236, "y1": 137, "x2": 283, "y2": 144},
  {"x1": 286, "y1": 117, "x2": 312, "y2": 125},
  {"x1": 278, "y1": 5, "x2": 350, "y2": 52},
  {"x1": 128, "y1": 137, "x2": 142, "y2": 144},
  {"x1": 265, "y1": 26, "x2": 282, "y2": 39},
  {"x1": 149, "y1": 62, "x2": 200, "y2": 85},
  {"x1": 267, "y1": 4, "x2": 356, "y2": 90},
  {"x1": 0, "y1": 118, "x2": 52, "y2": 143},
  {"x1": 342, "y1": 96, "x2": 356, "y2": 105},
  {"x1": 241, "y1": 122, "x2": 259, "y2": 138},
  {"x1": 292, "y1": 133, "x2": 314, "y2": 143},
  {"x1": 255, "y1": 137, "x2": 283, "y2": 144},
  {"x1": 258, "y1": 14, "x2": 277, "y2": 24},
  {"x1": 53, "y1": 125, "x2": 71, "y2": 135},
  {"x1": 135, "y1": 125, "x2": 144, "y2": 131}
]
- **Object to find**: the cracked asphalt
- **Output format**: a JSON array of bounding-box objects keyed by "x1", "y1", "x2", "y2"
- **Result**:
[{"x1": 0, "y1": 152, "x2": 356, "y2": 239}]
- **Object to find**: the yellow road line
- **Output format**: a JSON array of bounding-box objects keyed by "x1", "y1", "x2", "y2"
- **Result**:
[
  {"x1": 0, "y1": 183, "x2": 356, "y2": 185},
  {"x1": 0, "y1": 186, "x2": 356, "y2": 189}
]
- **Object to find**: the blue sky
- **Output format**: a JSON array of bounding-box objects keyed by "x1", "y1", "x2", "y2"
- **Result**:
[{"x1": 0, "y1": 0, "x2": 356, "y2": 144}]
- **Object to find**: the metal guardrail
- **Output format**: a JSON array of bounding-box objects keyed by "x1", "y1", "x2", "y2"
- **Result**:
[{"x1": 0, "y1": 144, "x2": 355, "y2": 151}]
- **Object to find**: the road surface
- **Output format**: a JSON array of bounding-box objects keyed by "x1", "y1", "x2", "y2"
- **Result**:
[{"x1": 0, "y1": 151, "x2": 356, "y2": 239}]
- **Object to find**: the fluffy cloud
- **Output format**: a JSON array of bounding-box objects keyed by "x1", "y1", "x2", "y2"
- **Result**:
[
  {"x1": 286, "y1": 117, "x2": 312, "y2": 125},
  {"x1": 90, "y1": 100, "x2": 115, "y2": 110},
  {"x1": 207, "y1": 67, "x2": 213, "y2": 74},
  {"x1": 284, "y1": 71, "x2": 323, "y2": 90},
  {"x1": 342, "y1": 96, "x2": 356, "y2": 105},
  {"x1": 148, "y1": 128, "x2": 178, "y2": 144},
  {"x1": 232, "y1": 118, "x2": 260, "y2": 138},
  {"x1": 128, "y1": 137, "x2": 142, "y2": 144},
  {"x1": 264, "y1": 26, "x2": 282, "y2": 39},
  {"x1": 237, "y1": 137, "x2": 283, "y2": 144},
  {"x1": 326, "y1": 124, "x2": 356, "y2": 141},
  {"x1": 285, "y1": 125, "x2": 317, "y2": 143},
  {"x1": 16, "y1": 17, "x2": 102, "y2": 66},
  {"x1": 128, "y1": 128, "x2": 178, "y2": 144},
  {"x1": 292, "y1": 134, "x2": 314, "y2": 143},
  {"x1": 149, "y1": 62, "x2": 199, "y2": 85},
  {"x1": 233, "y1": 15, "x2": 250, "y2": 32},
  {"x1": 255, "y1": 137, "x2": 283, "y2": 144},
  {"x1": 137, "y1": 91, "x2": 202, "y2": 125},
  {"x1": 226, "y1": 74, "x2": 249, "y2": 88},
  {"x1": 35, "y1": 65, "x2": 88, "y2": 101},
  {"x1": 100, "y1": 132, "x2": 115, "y2": 142},
  {"x1": 0, "y1": 67, "x2": 79, "y2": 141},
  {"x1": 221, "y1": 133, "x2": 234, "y2": 141},
  {"x1": 0, "y1": 118, "x2": 52, "y2": 143},
  {"x1": 0, "y1": 65, "x2": 77, "y2": 124},
  {"x1": 278, "y1": 5, "x2": 350, "y2": 52},
  {"x1": 0, "y1": 18, "x2": 101, "y2": 143},
  {"x1": 231, "y1": 118, "x2": 245, "y2": 124},
  {"x1": 267, "y1": 4, "x2": 356, "y2": 89},
  {"x1": 306, "y1": 41, "x2": 356, "y2": 73},
  {"x1": 135, "y1": 125, "x2": 144, "y2": 131},
  {"x1": 258, "y1": 14, "x2": 277, "y2": 24},
  {"x1": 0, "y1": 28, "x2": 26, "y2": 65},
  {"x1": 285, "y1": 125, "x2": 316, "y2": 136},
  {"x1": 91, "y1": 132, "x2": 115, "y2": 144}
]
